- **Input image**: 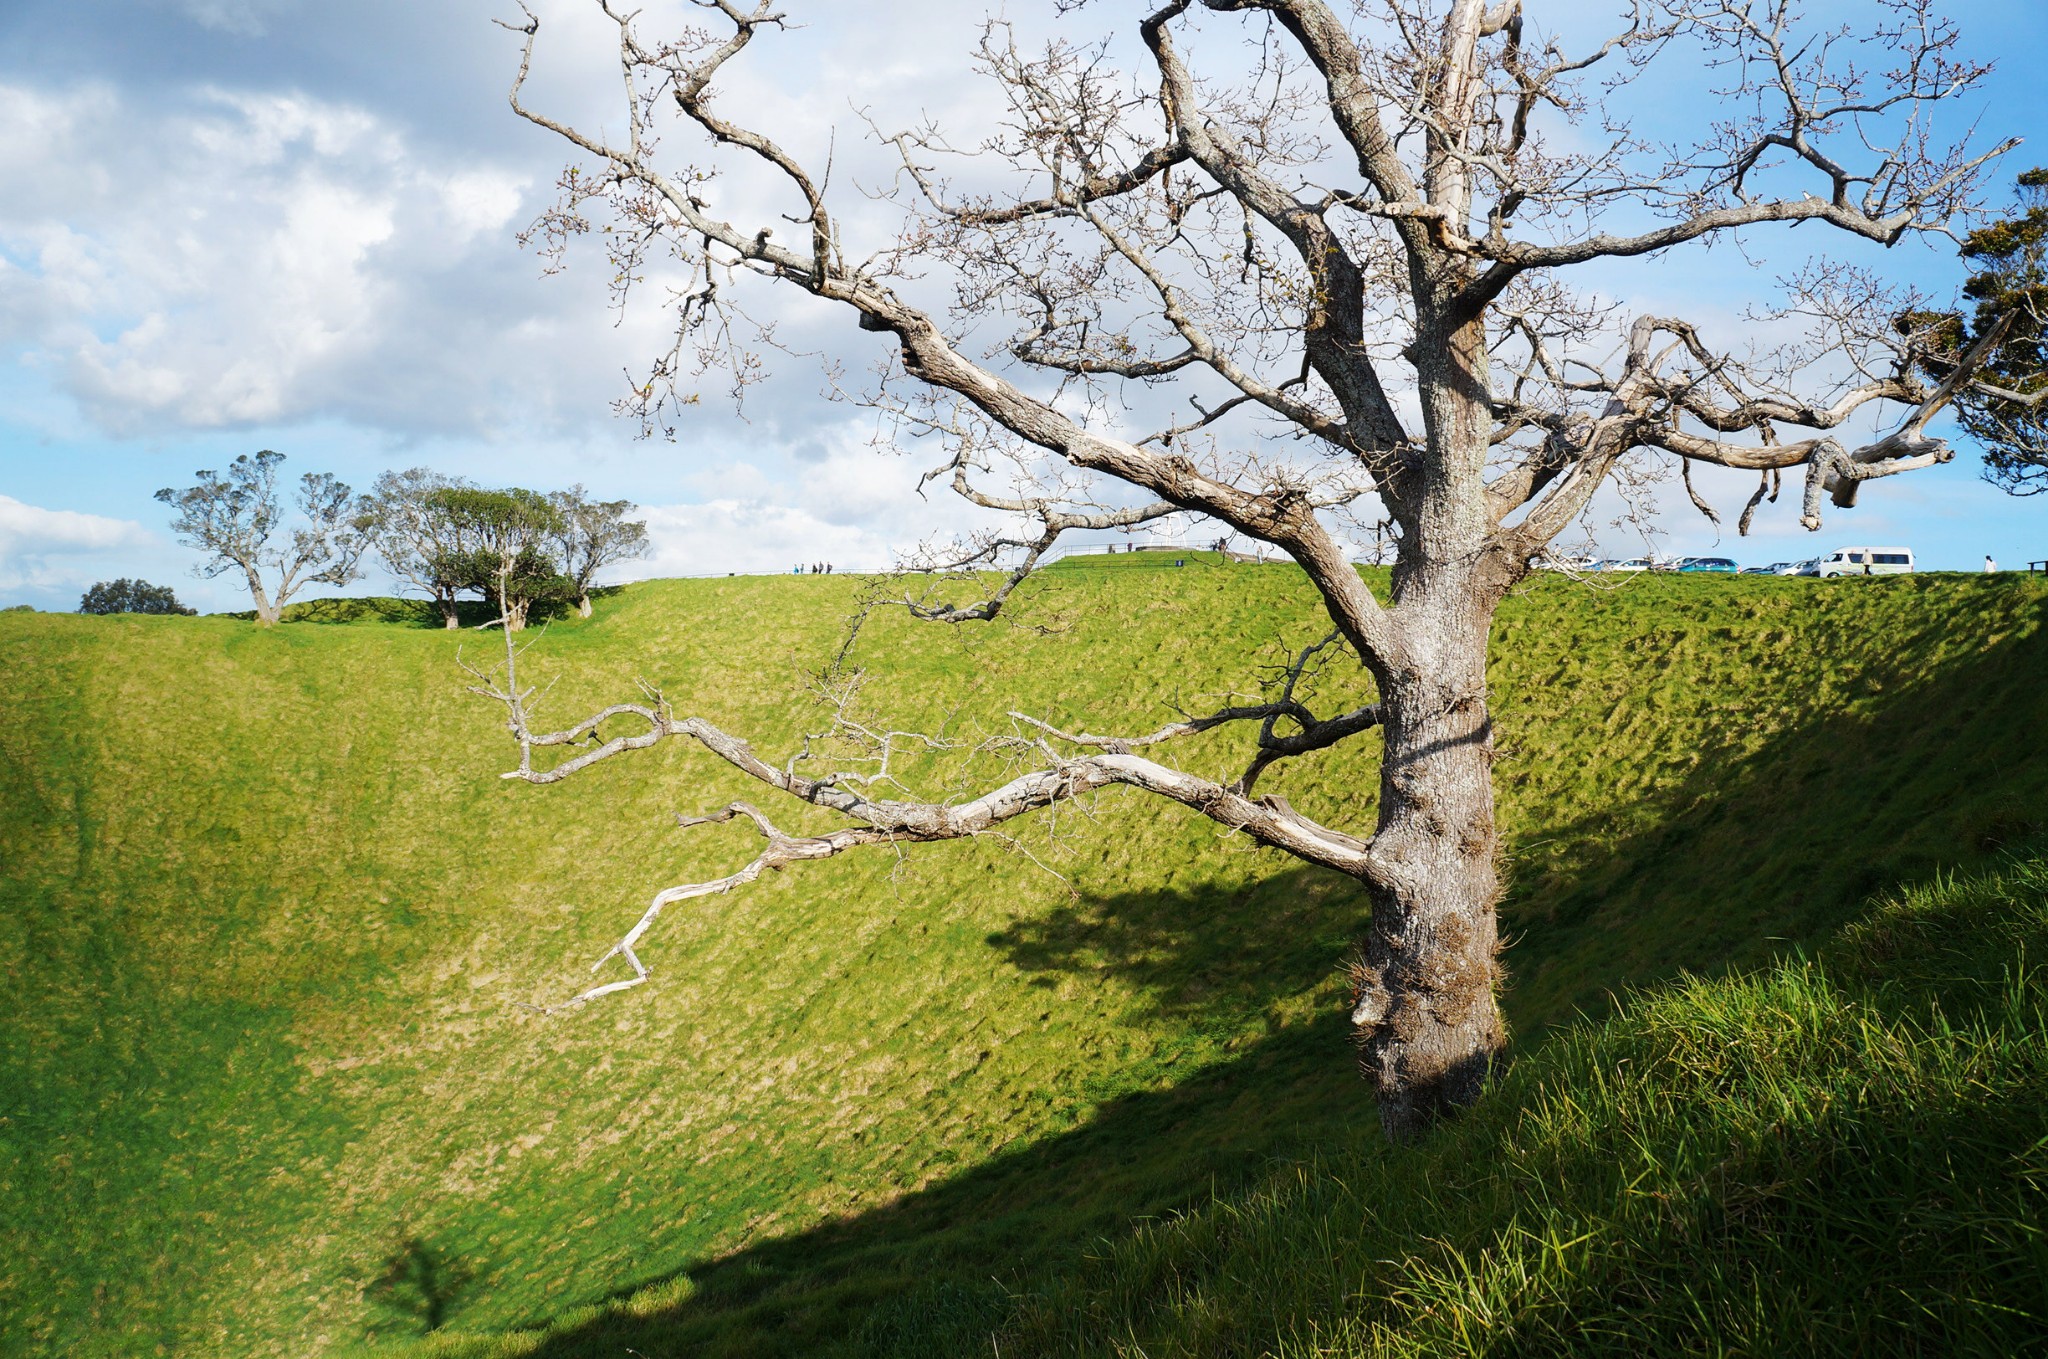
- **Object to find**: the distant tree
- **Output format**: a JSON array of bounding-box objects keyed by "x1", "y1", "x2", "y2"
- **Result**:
[
  {"x1": 78, "y1": 579, "x2": 196, "y2": 616},
  {"x1": 430, "y1": 487, "x2": 570, "y2": 631},
  {"x1": 4, "y1": 604, "x2": 35, "y2": 613},
  {"x1": 547, "y1": 486, "x2": 649, "y2": 617},
  {"x1": 1913, "y1": 169, "x2": 2048, "y2": 495},
  {"x1": 155, "y1": 450, "x2": 366, "y2": 626},
  {"x1": 363, "y1": 468, "x2": 478, "y2": 628}
]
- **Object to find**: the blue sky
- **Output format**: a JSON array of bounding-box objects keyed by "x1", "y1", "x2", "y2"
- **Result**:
[{"x1": 1, "y1": 0, "x2": 2044, "y2": 611}]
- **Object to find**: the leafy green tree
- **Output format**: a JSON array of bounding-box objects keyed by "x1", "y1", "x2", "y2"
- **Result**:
[
  {"x1": 1907, "y1": 169, "x2": 2048, "y2": 495},
  {"x1": 78, "y1": 579, "x2": 197, "y2": 616},
  {"x1": 429, "y1": 487, "x2": 570, "y2": 631},
  {"x1": 154, "y1": 450, "x2": 366, "y2": 626},
  {"x1": 547, "y1": 485, "x2": 649, "y2": 617},
  {"x1": 362, "y1": 468, "x2": 479, "y2": 628}
]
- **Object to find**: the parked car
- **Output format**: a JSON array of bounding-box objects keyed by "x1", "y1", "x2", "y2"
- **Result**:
[
  {"x1": 1815, "y1": 546, "x2": 1914, "y2": 576},
  {"x1": 1738, "y1": 565, "x2": 1774, "y2": 575},
  {"x1": 1786, "y1": 559, "x2": 1819, "y2": 576},
  {"x1": 1607, "y1": 556, "x2": 1653, "y2": 572},
  {"x1": 1677, "y1": 557, "x2": 1738, "y2": 573}
]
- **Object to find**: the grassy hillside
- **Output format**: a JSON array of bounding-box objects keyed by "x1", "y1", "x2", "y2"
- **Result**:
[{"x1": 0, "y1": 567, "x2": 2043, "y2": 1357}]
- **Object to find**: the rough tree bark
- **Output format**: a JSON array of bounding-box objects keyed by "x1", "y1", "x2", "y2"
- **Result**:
[
  {"x1": 482, "y1": 0, "x2": 2031, "y2": 1136},
  {"x1": 1354, "y1": 570, "x2": 1511, "y2": 1124}
]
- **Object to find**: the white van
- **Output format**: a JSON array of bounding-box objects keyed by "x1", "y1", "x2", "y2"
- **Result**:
[{"x1": 1814, "y1": 546, "x2": 1914, "y2": 576}]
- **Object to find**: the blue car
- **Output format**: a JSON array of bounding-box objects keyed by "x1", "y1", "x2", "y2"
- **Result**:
[{"x1": 1676, "y1": 557, "x2": 1738, "y2": 573}]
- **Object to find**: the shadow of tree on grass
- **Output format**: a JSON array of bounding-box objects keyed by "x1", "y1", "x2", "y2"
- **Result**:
[
  {"x1": 272, "y1": 597, "x2": 500, "y2": 628},
  {"x1": 368, "y1": 1235, "x2": 477, "y2": 1335},
  {"x1": 987, "y1": 865, "x2": 1368, "y2": 1024}
]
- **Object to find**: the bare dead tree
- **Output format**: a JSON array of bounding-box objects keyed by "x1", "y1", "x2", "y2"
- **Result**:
[{"x1": 485, "y1": 0, "x2": 2032, "y2": 1136}]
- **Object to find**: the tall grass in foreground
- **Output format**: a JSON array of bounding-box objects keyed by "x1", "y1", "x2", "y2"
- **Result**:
[{"x1": 976, "y1": 852, "x2": 2048, "y2": 1358}]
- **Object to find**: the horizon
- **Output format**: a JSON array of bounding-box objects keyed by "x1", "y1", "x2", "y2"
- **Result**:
[{"x1": 3, "y1": 0, "x2": 2045, "y2": 610}]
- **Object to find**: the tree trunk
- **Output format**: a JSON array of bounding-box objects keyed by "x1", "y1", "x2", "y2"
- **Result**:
[
  {"x1": 1353, "y1": 307, "x2": 1508, "y2": 1138},
  {"x1": 576, "y1": 593, "x2": 593, "y2": 619},
  {"x1": 246, "y1": 570, "x2": 280, "y2": 627},
  {"x1": 1350, "y1": 592, "x2": 1505, "y2": 1138},
  {"x1": 439, "y1": 592, "x2": 461, "y2": 629}
]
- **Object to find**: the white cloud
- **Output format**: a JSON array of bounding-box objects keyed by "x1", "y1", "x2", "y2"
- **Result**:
[
  {"x1": 634, "y1": 499, "x2": 889, "y2": 579},
  {"x1": 0, "y1": 81, "x2": 540, "y2": 435},
  {"x1": 0, "y1": 495, "x2": 148, "y2": 554},
  {"x1": 624, "y1": 425, "x2": 1021, "y2": 578},
  {"x1": 158, "y1": 0, "x2": 292, "y2": 37},
  {"x1": 0, "y1": 494, "x2": 160, "y2": 600}
]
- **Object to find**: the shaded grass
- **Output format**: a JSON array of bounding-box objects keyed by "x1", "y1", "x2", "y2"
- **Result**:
[
  {"x1": 974, "y1": 848, "x2": 2048, "y2": 1358},
  {"x1": 0, "y1": 569, "x2": 2043, "y2": 1356}
]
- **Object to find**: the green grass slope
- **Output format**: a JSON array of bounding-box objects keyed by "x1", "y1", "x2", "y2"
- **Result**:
[{"x1": 0, "y1": 568, "x2": 2042, "y2": 1357}]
